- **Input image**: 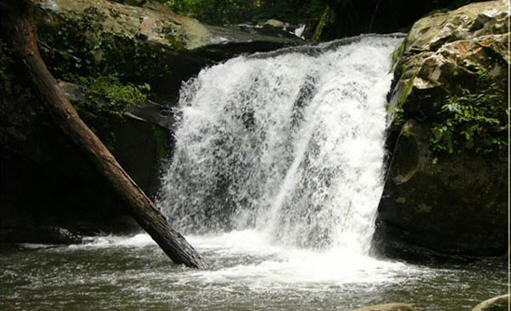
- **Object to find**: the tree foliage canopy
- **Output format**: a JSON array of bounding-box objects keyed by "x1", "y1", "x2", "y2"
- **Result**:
[
  {"x1": 114, "y1": 0, "x2": 483, "y2": 35},
  {"x1": 163, "y1": 0, "x2": 325, "y2": 25}
]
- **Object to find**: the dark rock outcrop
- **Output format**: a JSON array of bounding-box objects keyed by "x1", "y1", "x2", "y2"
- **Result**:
[
  {"x1": 0, "y1": 0, "x2": 303, "y2": 244},
  {"x1": 372, "y1": 0, "x2": 508, "y2": 262}
]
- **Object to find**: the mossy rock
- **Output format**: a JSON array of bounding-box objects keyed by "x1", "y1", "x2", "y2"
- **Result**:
[
  {"x1": 373, "y1": 0, "x2": 509, "y2": 261},
  {"x1": 34, "y1": 0, "x2": 211, "y2": 50}
]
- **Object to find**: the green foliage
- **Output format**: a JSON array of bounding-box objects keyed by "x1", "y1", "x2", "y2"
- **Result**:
[
  {"x1": 110, "y1": 0, "x2": 479, "y2": 25},
  {"x1": 66, "y1": 74, "x2": 151, "y2": 150},
  {"x1": 429, "y1": 72, "x2": 507, "y2": 155},
  {"x1": 89, "y1": 76, "x2": 150, "y2": 106},
  {"x1": 38, "y1": 7, "x2": 107, "y2": 79},
  {"x1": 37, "y1": 8, "x2": 152, "y2": 114},
  {"x1": 70, "y1": 74, "x2": 150, "y2": 117},
  {"x1": 38, "y1": 6, "x2": 174, "y2": 85},
  {"x1": 163, "y1": 0, "x2": 325, "y2": 25}
]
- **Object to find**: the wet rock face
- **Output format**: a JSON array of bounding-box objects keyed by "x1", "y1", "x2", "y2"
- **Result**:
[{"x1": 372, "y1": 0, "x2": 509, "y2": 261}]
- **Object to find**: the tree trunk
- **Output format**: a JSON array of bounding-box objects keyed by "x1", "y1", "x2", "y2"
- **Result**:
[{"x1": 1, "y1": 0, "x2": 204, "y2": 269}]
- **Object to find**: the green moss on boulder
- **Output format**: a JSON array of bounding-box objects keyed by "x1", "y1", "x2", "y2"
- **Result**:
[{"x1": 373, "y1": 0, "x2": 509, "y2": 261}]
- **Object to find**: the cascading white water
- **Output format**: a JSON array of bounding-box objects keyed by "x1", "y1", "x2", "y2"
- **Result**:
[{"x1": 160, "y1": 35, "x2": 403, "y2": 258}]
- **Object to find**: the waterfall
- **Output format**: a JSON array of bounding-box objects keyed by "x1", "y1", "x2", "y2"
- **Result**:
[{"x1": 159, "y1": 34, "x2": 403, "y2": 255}]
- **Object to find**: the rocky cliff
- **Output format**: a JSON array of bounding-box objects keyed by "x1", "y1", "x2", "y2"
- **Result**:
[{"x1": 372, "y1": 0, "x2": 508, "y2": 262}]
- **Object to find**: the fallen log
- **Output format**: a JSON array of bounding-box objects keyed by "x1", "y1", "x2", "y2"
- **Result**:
[{"x1": 0, "y1": 0, "x2": 204, "y2": 268}]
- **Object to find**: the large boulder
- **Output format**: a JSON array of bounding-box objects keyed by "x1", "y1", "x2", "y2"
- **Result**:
[
  {"x1": 36, "y1": 0, "x2": 211, "y2": 49},
  {"x1": 372, "y1": 0, "x2": 508, "y2": 261},
  {"x1": 34, "y1": 0, "x2": 304, "y2": 101}
]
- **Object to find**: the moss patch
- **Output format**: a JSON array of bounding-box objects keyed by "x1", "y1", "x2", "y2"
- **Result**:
[
  {"x1": 62, "y1": 74, "x2": 151, "y2": 150},
  {"x1": 391, "y1": 39, "x2": 406, "y2": 70},
  {"x1": 71, "y1": 74, "x2": 150, "y2": 115}
]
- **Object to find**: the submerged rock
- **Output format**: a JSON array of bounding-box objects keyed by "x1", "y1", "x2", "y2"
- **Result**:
[
  {"x1": 1, "y1": 226, "x2": 82, "y2": 245},
  {"x1": 350, "y1": 303, "x2": 417, "y2": 311},
  {"x1": 472, "y1": 294, "x2": 509, "y2": 311},
  {"x1": 373, "y1": 0, "x2": 508, "y2": 261}
]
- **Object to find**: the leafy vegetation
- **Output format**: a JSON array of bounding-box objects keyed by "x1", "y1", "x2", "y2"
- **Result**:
[
  {"x1": 35, "y1": 6, "x2": 159, "y2": 148},
  {"x1": 163, "y1": 0, "x2": 325, "y2": 25},
  {"x1": 39, "y1": 6, "x2": 170, "y2": 83},
  {"x1": 57, "y1": 74, "x2": 151, "y2": 150},
  {"x1": 70, "y1": 74, "x2": 150, "y2": 116},
  {"x1": 36, "y1": 6, "x2": 172, "y2": 112},
  {"x1": 37, "y1": 7, "x2": 107, "y2": 79},
  {"x1": 111, "y1": 0, "x2": 325, "y2": 25},
  {"x1": 429, "y1": 71, "x2": 507, "y2": 155}
]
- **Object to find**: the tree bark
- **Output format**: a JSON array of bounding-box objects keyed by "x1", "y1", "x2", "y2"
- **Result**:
[{"x1": 1, "y1": 0, "x2": 204, "y2": 268}]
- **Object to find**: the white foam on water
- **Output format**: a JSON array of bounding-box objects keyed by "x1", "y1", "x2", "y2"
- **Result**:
[
  {"x1": 63, "y1": 230, "x2": 425, "y2": 288},
  {"x1": 72, "y1": 233, "x2": 156, "y2": 248},
  {"x1": 185, "y1": 230, "x2": 422, "y2": 287}
]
